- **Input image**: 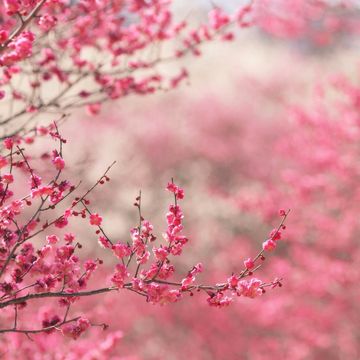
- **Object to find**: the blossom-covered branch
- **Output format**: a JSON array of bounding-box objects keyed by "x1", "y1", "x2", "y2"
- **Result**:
[
  {"x1": 0, "y1": 0, "x2": 253, "y2": 136},
  {"x1": 0, "y1": 129, "x2": 289, "y2": 337}
]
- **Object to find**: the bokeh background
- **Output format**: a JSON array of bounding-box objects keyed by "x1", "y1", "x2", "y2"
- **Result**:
[{"x1": 3, "y1": 1, "x2": 360, "y2": 359}]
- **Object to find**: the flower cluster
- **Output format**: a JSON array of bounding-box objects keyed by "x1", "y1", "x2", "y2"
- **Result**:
[
  {"x1": 0, "y1": 0, "x2": 254, "y2": 134},
  {"x1": 0, "y1": 131, "x2": 288, "y2": 340}
]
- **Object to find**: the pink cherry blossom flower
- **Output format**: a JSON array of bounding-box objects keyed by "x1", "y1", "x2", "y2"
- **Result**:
[
  {"x1": 90, "y1": 213, "x2": 102, "y2": 226},
  {"x1": 46, "y1": 235, "x2": 59, "y2": 245},
  {"x1": 262, "y1": 239, "x2": 277, "y2": 251},
  {"x1": 244, "y1": 258, "x2": 255, "y2": 269},
  {"x1": 2, "y1": 173, "x2": 14, "y2": 184},
  {"x1": 53, "y1": 156, "x2": 65, "y2": 170}
]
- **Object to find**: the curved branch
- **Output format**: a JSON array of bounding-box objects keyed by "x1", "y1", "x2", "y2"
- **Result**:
[
  {"x1": 0, "y1": 286, "x2": 120, "y2": 309},
  {"x1": 0, "y1": 316, "x2": 80, "y2": 335}
]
